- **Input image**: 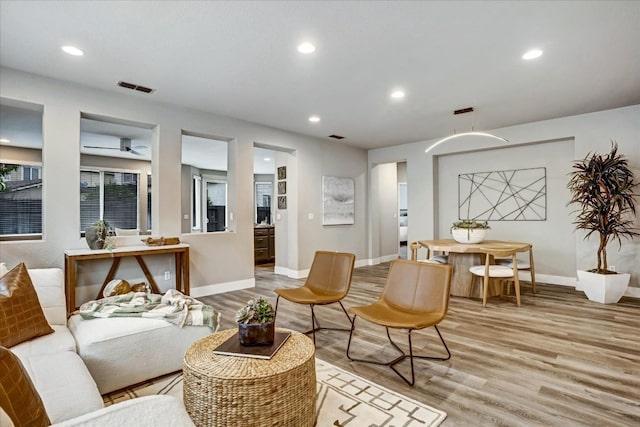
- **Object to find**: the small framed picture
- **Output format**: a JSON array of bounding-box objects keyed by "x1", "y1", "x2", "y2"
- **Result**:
[
  {"x1": 277, "y1": 166, "x2": 286, "y2": 180},
  {"x1": 278, "y1": 196, "x2": 287, "y2": 210},
  {"x1": 278, "y1": 181, "x2": 286, "y2": 195}
]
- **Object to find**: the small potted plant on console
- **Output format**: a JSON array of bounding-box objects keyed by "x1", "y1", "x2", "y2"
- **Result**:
[{"x1": 235, "y1": 296, "x2": 275, "y2": 346}]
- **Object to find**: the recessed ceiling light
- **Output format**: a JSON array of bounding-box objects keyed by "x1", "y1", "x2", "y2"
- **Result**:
[
  {"x1": 391, "y1": 90, "x2": 405, "y2": 99},
  {"x1": 0, "y1": 138, "x2": 10, "y2": 143},
  {"x1": 297, "y1": 42, "x2": 316, "y2": 54},
  {"x1": 308, "y1": 115, "x2": 320, "y2": 123},
  {"x1": 264, "y1": 157, "x2": 271, "y2": 162},
  {"x1": 522, "y1": 49, "x2": 543, "y2": 60},
  {"x1": 61, "y1": 45, "x2": 84, "y2": 56}
]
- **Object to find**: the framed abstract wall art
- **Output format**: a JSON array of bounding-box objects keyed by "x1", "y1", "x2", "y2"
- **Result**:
[{"x1": 322, "y1": 176, "x2": 355, "y2": 225}]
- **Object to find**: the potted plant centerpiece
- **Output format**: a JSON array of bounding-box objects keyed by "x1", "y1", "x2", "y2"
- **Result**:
[
  {"x1": 451, "y1": 220, "x2": 490, "y2": 244},
  {"x1": 235, "y1": 296, "x2": 275, "y2": 346},
  {"x1": 567, "y1": 142, "x2": 639, "y2": 303},
  {"x1": 85, "y1": 220, "x2": 114, "y2": 250}
]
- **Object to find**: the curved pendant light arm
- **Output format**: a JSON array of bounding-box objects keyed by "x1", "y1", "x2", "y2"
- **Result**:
[{"x1": 424, "y1": 132, "x2": 509, "y2": 154}]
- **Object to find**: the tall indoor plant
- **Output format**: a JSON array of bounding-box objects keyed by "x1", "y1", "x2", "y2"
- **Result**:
[{"x1": 567, "y1": 142, "x2": 639, "y2": 303}]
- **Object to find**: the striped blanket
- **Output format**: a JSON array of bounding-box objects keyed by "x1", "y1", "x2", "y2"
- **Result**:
[{"x1": 78, "y1": 290, "x2": 220, "y2": 331}]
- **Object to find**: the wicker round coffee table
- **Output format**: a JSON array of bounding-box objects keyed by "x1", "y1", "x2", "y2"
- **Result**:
[{"x1": 183, "y1": 328, "x2": 316, "y2": 427}]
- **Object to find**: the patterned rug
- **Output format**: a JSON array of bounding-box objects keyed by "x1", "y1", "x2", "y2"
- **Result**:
[{"x1": 103, "y1": 358, "x2": 447, "y2": 426}]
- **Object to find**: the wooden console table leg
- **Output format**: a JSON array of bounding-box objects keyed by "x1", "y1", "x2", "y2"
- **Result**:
[
  {"x1": 96, "y1": 257, "x2": 122, "y2": 299},
  {"x1": 182, "y1": 250, "x2": 190, "y2": 295},
  {"x1": 175, "y1": 252, "x2": 183, "y2": 293},
  {"x1": 135, "y1": 255, "x2": 161, "y2": 294},
  {"x1": 65, "y1": 255, "x2": 75, "y2": 316}
]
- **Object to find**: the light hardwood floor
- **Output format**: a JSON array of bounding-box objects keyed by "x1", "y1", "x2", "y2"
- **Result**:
[{"x1": 199, "y1": 263, "x2": 640, "y2": 426}]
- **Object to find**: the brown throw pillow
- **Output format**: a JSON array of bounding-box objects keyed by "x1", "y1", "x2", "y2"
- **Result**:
[
  {"x1": 0, "y1": 263, "x2": 54, "y2": 348},
  {"x1": 0, "y1": 346, "x2": 51, "y2": 426}
]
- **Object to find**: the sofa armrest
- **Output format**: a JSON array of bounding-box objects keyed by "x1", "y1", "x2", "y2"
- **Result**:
[{"x1": 50, "y1": 395, "x2": 195, "y2": 427}]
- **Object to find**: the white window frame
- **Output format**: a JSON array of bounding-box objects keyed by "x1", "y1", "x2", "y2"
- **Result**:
[{"x1": 192, "y1": 175, "x2": 202, "y2": 231}]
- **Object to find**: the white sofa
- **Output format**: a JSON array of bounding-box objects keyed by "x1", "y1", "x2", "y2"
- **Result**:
[{"x1": 0, "y1": 266, "x2": 198, "y2": 426}]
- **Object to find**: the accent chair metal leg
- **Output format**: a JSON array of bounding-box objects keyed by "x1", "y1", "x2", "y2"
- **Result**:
[
  {"x1": 347, "y1": 316, "x2": 451, "y2": 386},
  {"x1": 302, "y1": 302, "x2": 353, "y2": 346}
]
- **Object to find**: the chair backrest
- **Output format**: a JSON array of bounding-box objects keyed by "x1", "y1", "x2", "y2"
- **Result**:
[
  {"x1": 380, "y1": 259, "x2": 452, "y2": 319},
  {"x1": 479, "y1": 247, "x2": 521, "y2": 271},
  {"x1": 305, "y1": 251, "x2": 356, "y2": 297}
]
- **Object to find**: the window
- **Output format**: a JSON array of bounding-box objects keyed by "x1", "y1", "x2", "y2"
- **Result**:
[
  {"x1": 205, "y1": 180, "x2": 227, "y2": 232},
  {"x1": 182, "y1": 133, "x2": 230, "y2": 233},
  {"x1": 255, "y1": 182, "x2": 273, "y2": 224},
  {"x1": 147, "y1": 173, "x2": 152, "y2": 230},
  {"x1": 80, "y1": 169, "x2": 139, "y2": 232},
  {"x1": 0, "y1": 99, "x2": 44, "y2": 239},
  {"x1": 0, "y1": 163, "x2": 43, "y2": 236}
]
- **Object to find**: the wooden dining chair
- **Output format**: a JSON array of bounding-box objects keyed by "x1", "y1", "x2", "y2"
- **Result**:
[
  {"x1": 468, "y1": 247, "x2": 523, "y2": 307},
  {"x1": 495, "y1": 245, "x2": 536, "y2": 293},
  {"x1": 346, "y1": 259, "x2": 453, "y2": 386},
  {"x1": 274, "y1": 251, "x2": 355, "y2": 345}
]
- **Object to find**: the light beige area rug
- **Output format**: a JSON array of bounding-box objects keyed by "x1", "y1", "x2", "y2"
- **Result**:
[{"x1": 103, "y1": 358, "x2": 447, "y2": 426}]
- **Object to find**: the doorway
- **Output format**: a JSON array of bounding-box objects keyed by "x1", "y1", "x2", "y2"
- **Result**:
[{"x1": 398, "y1": 182, "x2": 408, "y2": 259}]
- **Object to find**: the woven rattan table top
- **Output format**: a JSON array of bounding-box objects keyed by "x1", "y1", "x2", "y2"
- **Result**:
[{"x1": 183, "y1": 328, "x2": 314, "y2": 380}]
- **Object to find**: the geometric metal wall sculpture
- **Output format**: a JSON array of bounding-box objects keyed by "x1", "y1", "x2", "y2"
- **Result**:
[{"x1": 458, "y1": 167, "x2": 546, "y2": 221}]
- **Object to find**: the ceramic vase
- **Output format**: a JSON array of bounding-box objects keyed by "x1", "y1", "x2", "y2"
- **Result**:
[
  {"x1": 238, "y1": 321, "x2": 275, "y2": 346},
  {"x1": 85, "y1": 225, "x2": 106, "y2": 250}
]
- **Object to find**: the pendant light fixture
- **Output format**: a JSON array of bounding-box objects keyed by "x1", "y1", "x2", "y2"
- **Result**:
[{"x1": 425, "y1": 107, "x2": 508, "y2": 154}]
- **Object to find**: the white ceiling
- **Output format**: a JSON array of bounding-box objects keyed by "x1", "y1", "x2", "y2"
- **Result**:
[{"x1": 1, "y1": 1, "x2": 639, "y2": 150}]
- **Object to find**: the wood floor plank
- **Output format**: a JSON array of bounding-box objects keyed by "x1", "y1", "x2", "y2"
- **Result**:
[{"x1": 199, "y1": 262, "x2": 640, "y2": 426}]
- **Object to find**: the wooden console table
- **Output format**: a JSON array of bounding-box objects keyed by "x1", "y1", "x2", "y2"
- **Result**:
[{"x1": 64, "y1": 243, "x2": 190, "y2": 315}]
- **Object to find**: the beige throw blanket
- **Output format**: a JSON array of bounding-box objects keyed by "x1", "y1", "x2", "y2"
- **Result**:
[{"x1": 79, "y1": 290, "x2": 220, "y2": 330}]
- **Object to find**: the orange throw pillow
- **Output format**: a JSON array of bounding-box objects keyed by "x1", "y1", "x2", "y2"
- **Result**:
[
  {"x1": 0, "y1": 346, "x2": 51, "y2": 426},
  {"x1": 0, "y1": 263, "x2": 54, "y2": 348}
]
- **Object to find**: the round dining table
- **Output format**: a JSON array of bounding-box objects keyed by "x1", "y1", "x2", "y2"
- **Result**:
[{"x1": 411, "y1": 239, "x2": 535, "y2": 298}]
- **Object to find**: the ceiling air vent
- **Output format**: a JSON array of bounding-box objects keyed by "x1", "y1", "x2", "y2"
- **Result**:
[
  {"x1": 454, "y1": 107, "x2": 474, "y2": 115},
  {"x1": 116, "y1": 81, "x2": 156, "y2": 94},
  {"x1": 328, "y1": 134, "x2": 345, "y2": 140}
]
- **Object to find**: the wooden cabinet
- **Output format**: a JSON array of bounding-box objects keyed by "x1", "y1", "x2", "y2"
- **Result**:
[{"x1": 254, "y1": 226, "x2": 275, "y2": 264}]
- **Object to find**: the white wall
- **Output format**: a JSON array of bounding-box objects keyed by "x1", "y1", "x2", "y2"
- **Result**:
[
  {"x1": 0, "y1": 67, "x2": 369, "y2": 303},
  {"x1": 437, "y1": 138, "x2": 576, "y2": 277},
  {"x1": 369, "y1": 105, "x2": 640, "y2": 289}
]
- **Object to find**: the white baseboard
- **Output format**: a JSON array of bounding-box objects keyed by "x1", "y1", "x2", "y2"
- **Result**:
[
  {"x1": 275, "y1": 255, "x2": 399, "y2": 279},
  {"x1": 190, "y1": 278, "x2": 255, "y2": 297},
  {"x1": 527, "y1": 273, "x2": 576, "y2": 287},
  {"x1": 625, "y1": 286, "x2": 640, "y2": 298},
  {"x1": 520, "y1": 272, "x2": 639, "y2": 298},
  {"x1": 274, "y1": 265, "x2": 308, "y2": 279}
]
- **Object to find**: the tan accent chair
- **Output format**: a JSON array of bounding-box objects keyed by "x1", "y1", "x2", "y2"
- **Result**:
[
  {"x1": 275, "y1": 251, "x2": 356, "y2": 345},
  {"x1": 468, "y1": 247, "x2": 525, "y2": 307},
  {"x1": 346, "y1": 259, "x2": 453, "y2": 386}
]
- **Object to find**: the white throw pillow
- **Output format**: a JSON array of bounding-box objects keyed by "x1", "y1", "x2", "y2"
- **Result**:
[{"x1": 0, "y1": 262, "x2": 8, "y2": 278}]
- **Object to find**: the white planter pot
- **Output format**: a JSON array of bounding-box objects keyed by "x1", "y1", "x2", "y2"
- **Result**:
[
  {"x1": 451, "y1": 228, "x2": 487, "y2": 244},
  {"x1": 576, "y1": 270, "x2": 630, "y2": 304}
]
